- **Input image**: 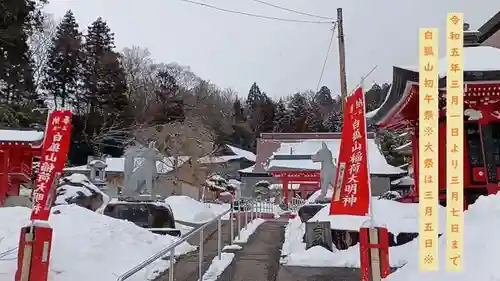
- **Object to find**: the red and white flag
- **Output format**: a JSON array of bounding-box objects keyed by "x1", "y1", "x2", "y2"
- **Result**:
[
  {"x1": 330, "y1": 87, "x2": 370, "y2": 216},
  {"x1": 30, "y1": 110, "x2": 73, "y2": 221}
]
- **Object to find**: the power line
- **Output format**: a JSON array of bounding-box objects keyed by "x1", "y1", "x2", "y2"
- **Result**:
[
  {"x1": 316, "y1": 23, "x2": 337, "y2": 92},
  {"x1": 251, "y1": 0, "x2": 334, "y2": 20},
  {"x1": 180, "y1": 0, "x2": 333, "y2": 24}
]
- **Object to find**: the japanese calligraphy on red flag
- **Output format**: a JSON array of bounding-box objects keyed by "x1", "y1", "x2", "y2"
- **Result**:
[
  {"x1": 30, "y1": 110, "x2": 73, "y2": 221},
  {"x1": 330, "y1": 88, "x2": 370, "y2": 216}
]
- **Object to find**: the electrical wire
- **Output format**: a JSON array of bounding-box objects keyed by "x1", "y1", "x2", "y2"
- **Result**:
[
  {"x1": 316, "y1": 23, "x2": 337, "y2": 91},
  {"x1": 251, "y1": 0, "x2": 334, "y2": 20},
  {"x1": 179, "y1": 0, "x2": 333, "y2": 24}
]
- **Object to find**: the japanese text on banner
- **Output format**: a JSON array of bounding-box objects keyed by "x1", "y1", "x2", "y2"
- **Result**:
[
  {"x1": 329, "y1": 88, "x2": 370, "y2": 217},
  {"x1": 31, "y1": 111, "x2": 73, "y2": 221},
  {"x1": 418, "y1": 28, "x2": 439, "y2": 271},
  {"x1": 446, "y1": 12, "x2": 464, "y2": 272}
]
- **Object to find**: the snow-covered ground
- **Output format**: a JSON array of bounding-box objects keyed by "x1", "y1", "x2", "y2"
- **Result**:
[
  {"x1": 234, "y1": 218, "x2": 266, "y2": 243},
  {"x1": 0, "y1": 205, "x2": 196, "y2": 281},
  {"x1": 281, "y1": 188, "x2": 444, "y2": 268},
  {"x1": 199, "y1": 253, "x2": 235, "y2": 281},
  {"x1": 281, "y1": 216, "x2": 410, "y2": 268},
  {"x1": 165, "y1": 196, "x2": 231, "y2": 224},
  {"x1": 385, "y1": 193, "x2": 500, "y2": 281}
]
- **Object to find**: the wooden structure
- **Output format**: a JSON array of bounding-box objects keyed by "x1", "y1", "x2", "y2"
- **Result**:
[
  {"x1": 0, "y1": 129, "x2": 44, "y2": 205},
  {"x1": 369, "y1": 14, "x2": 500, "y2": 207}
]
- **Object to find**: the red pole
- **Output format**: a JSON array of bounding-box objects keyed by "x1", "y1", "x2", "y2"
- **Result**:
[{"x1": 282, "y1": 178, "x2": 289, "y2": 209}]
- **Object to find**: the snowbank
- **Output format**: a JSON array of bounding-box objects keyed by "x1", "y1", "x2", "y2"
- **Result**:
[
  {"x1": 165, "y1": 196, "x2": 230, "y2": 224},
  {"x1": 307, "y1": 190, "x2": 445, "y2": 235},
  {"x1": 0, "y1": 205, "x2": 195, "y2": 281},
  {"x1": 281, "y1": 217, "x2": 410, "y2": 268},
  {"x1": 385, "y1": 193, "x2": 500, "y2": 281},
  {"x1": 234, "y1": 218, "x2": 266, "y2": 243},
  {"x1": 200, "y1": 253, "x2": 235, "y2": 281},
  {"x1": 55, "y1": 173, "x2": 110, "y2": 212}
]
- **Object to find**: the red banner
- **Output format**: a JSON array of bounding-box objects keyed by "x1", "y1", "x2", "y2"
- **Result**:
[
  {"x1": 330, "y1": 88, "x2": 370, "y2": 216},
  {"x1": 30, "y1": 110, "x2": 73, "y2": 221}
]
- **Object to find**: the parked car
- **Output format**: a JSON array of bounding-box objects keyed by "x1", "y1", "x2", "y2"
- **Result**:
[{"x1": 103, "y1": 199, "x2": 181, "y2": 237}]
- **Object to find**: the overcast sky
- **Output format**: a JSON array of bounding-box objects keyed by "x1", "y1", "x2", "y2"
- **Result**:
[{"x1": 45, "y1": 0, "x2": 499, "y2": 98}]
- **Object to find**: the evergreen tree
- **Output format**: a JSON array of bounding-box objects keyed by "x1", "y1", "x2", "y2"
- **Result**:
[
  {"x1": 246, "y1": 82, "x2": 265, "y2": 110},
  {"x1": 314, "y1": 86, "x2": 333, "y2": 105},
  {"x1": 273, "y1": 99, "x2": 290, "y2": 132},
  {"x1": 0, "y1": 0, "x2": 47, "y2": 126},
  {"x1": 79, "y1": 17, "x2": 129, "y2": 156},
  {"x1": 233, "y1": 98, "x2": 245, "y2": 122},
  {"x1": 305, "y1": 100, "x2": 324, "y2": 132},
  {"x1": 288, "y1": 93, "x2": 308, "y2": 132},
  {"x1": 42, "y1": 10, "x2": 82, "y2": 109},
  {"x1": 81, "y1": 17, "x2": 128, "y2": 119}
]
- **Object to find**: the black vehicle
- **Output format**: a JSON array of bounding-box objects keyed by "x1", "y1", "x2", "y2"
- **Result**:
[{"x1": 104, "y1": 199, "x2": 181, "y2": 237}]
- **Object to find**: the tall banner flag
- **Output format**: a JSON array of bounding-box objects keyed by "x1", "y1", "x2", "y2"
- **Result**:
[
  {"x1": 30, "y1": 110, "x2": 73, "y2": 221},
  {"x1": 330, "y1": 88, "x2": 370, "y2": 216},
  {"x1": 446, "y1": 13, "x2": 464, "y2": 272},
  {"x1": 418, "y1": 28, "x2": 439, "y2": 271}
]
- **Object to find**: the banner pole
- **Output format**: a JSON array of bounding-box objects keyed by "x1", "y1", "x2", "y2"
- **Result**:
[{"x1": 360, "y1": 83, "x2": 376, "y2": 227}]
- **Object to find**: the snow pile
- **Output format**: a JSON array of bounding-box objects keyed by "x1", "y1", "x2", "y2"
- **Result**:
[
  {"x1": 310, "y1": 198, "x2": 445, "y2": 234},
  {"x1": 307, "y1": 189, "x2": 445, "y2": 235},
  {"x1": 200, "y1": 253, "x2": 235, "y2": 281},
  {"x1": 55, "y1": 173, "x2": 110, "y2": 212},
  {"x1": 234, "y1": 218, "x2": 266, "y2": 243},
  {"x1": 281, "y1": 216, "x2": 410, "y2": 268},
  {"x1": 0, "y1": 205, "x2": 195, "y2": 281},
  {"x1": 165, "y1": 196, "x2": 230, "y2": 224},
  {"x1": 385, "y1": 193, "x2": 500, "y2": 281}
]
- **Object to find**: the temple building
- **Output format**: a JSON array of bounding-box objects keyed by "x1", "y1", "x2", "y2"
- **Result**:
[{"x1": 368, "y1": 11, "x2": 500, "y2": 207}]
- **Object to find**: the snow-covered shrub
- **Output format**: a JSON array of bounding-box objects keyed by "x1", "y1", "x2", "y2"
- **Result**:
[
  {"x1": 379, "y1": 190, "x2": 403, "y2": 201},
  {"x1": 55, "y1": 173, "x2": 109, "y2": 212}
]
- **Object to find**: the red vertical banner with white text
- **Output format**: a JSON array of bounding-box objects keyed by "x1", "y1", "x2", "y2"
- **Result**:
[
  {"x1": 30, "y1": 110, "x2": 73, "y2": 221},
  {"x1": 330, "y1": 88, "x2": 370, "y2": 216}
]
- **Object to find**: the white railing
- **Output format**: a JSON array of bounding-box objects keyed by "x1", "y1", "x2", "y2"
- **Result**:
[
  {"x1": 289, "y1": 197, "x2": 307, "y2": 213},
  {"x1": 116, "y1": 199, "x2": 263, "y2": 281}
]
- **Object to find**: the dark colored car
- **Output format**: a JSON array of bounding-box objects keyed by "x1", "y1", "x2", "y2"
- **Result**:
[{"x1": 104, "y1": 200, "x2": 181, "y2": 237}]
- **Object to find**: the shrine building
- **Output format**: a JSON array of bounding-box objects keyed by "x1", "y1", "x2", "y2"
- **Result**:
[
  {"x1": 239, "y1": 132, "x2": 405, "y2": 206},
  {"x1": 368, "y1": 11, "x2": 500, "y2": 207},
  {"x1": 0, "y1": 129, "x2": 44, "y2": 206}
]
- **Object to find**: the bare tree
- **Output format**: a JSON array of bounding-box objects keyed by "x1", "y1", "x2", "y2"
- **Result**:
[
  {"x1": 28, "y1": 13, "x2": 57, "y2": 92},
  {"x1": 133, "y1": 116, "x2": 216, "y2": 186}
]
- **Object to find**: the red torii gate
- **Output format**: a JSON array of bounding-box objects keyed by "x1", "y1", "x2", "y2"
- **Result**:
[{"x1": 271, "y1": 170, "x2": 320, "y2": 207}]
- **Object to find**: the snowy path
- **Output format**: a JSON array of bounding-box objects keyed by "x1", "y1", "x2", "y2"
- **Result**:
[
  {"x1": 217, "y1": 219, "x2": 286, "y2": 281},
  {"x1": 154, "y1": 220, "x2": 235, "y2": 281}
]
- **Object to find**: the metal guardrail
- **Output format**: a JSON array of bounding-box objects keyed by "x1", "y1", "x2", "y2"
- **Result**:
[
  {"x1": 289, "y1": 197, "x2": 307, "y2": 213},
  {"x1": 116, "y1": 199, "x2": 270, "y2": 281}
]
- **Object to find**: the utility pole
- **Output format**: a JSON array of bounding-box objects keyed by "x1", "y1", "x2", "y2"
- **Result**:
[{"x1": 337, "y1": 8, "x2": 348, "y2": 111}]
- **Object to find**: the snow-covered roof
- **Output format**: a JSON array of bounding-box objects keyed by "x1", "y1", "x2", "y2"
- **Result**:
[
  {"x1": 226, "y1": 145, "x2": 256, "y2": 162},
  {"x1": 64, "y1": 156, "x2": 190, "y2": 174},
  {"x1": 399, "y1": 46, "x2": 500, "y2": 76},
  {"x1": 199, "y1": 145, "x2": 256, "y2": 164},
  {"x1": 0, "y1": 129, "x2": 44, "y2": 142},
  {"x1": 394, "y1": 142, "x2": 411, "y2": 151},
  {"x1": 391, "y1": 176, "x2": 414, "y2": 186},
  {"x1": 238, "y1": 165, "x2": 255, "y2": 173},
  {"x1": 267, "y1": 139, "x2": 404, "y2": 175}
]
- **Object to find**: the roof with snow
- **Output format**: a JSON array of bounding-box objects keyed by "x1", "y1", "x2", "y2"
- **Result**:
[
  {"x1": 64, "y1": 156, "x2": 190, "y2": 174},
  {"x1": 391, "y1": 175, "x2": 414, "y2": 186},
  {"x1": 198, "y1": 144, "x2": 256, "y2": 164},
  {"x1": 265, "y1": 136, "x2": 404, "y2": 176},
  {"x1": 368, "y1": 46, "x2": 500, "y2": 127},
  {"x1": 0, "y1": 129, "x2": 44, "y2": 143}
]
